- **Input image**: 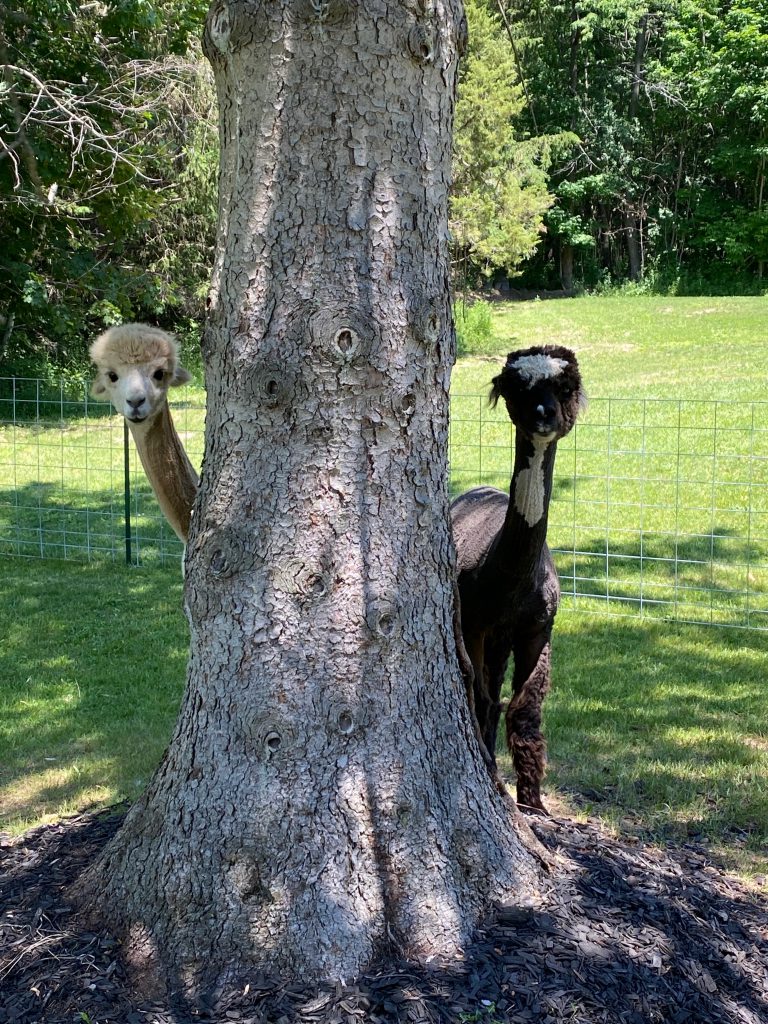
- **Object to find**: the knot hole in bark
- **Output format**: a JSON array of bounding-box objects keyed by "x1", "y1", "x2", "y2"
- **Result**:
[
  {"x1": 309, "y1": 307, "x2": 373, "y2": 366},
  {"x1": 265, "y1": 731, "x2": 281, "y2": 757},
  {"x1": 333, "y1": 329, "x2": 360, "y2": 362},
  {"x1": 457, "y1": 12, "x2": 469, "y2": 56},
  {"x1": 245, "y1": 715, "x2": 296, "y2": 761},
  {"x1": 408, "y1": 24, "x2": 436, "y2": 64},
  {"x1": 305, "y1": 573, "x2": 327, "y2": 599},
  {"x1": 396, "y1": 802, "x2": 413, "y2": 823},
  {"x1": 199, "y1": 525, "x2": 249, "y2": 580},
  {"x1": 414, "y1": 300, "x2": 443, "y2": 345},
  {"x1": 394, "y1": 390, "x2": 417, "y2": 427},
  {"x1": 207, "y1": 2, "x2": 230, "y2": 53},
  {"x1": 337, "y1": 710, "x2": 354, "y2": 736},
  {"x1": 366, "y1": 598, "x2": 399, "y2": 638},
  {"x1": 241, "y1": 364, "x2": 298, "y2": 411},
  {"x1": 296, "y1": 0, "x2": 354, "y2": 26},
  {"x1": 276, "y1": 557, "x2": 331, "y2": 603},
  {"x1": 205, "y1": 0, "x2": 269, "y2": 54}
]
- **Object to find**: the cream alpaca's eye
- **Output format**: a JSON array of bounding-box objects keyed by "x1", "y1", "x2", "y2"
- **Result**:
[
  {"x1": 153, "y1": 369, "x2": 165, "y2": 381},
  {"x1": 108, "y1": 371, "x2": 118, "y2": 383}
]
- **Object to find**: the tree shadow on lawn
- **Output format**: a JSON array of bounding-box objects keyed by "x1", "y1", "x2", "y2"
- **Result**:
[
  {"x1": 553, "y1": 526, "x2": 767, "y2": 627},
  {"x1": 0, "y1": 480, "x2": 184, "y2": 563},
  {"x1": 1, "y1": 807, "x2": 767, "y2": 1024},
  {"x1": 0, "y1": 558, "x2": 187, "y2": 830},
  {"x1": 2, "y1": 549, "x2": 766, "y2": 862},
  {"x1": 537, "y1": 613, "x2": 768, "y2": 865}
]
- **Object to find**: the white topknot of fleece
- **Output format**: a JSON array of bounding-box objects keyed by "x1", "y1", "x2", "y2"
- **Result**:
[{"x1": 508, "y1": 353, "x2": 569, "y2": 388}]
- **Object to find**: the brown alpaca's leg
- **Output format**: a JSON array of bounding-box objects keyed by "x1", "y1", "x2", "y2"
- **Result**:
[
  {"x1": 465, "y1": 631, "x2": 493, "y2": 756},
  {"x1": 506, "y1": 635, "x2": 552, "y2": 814},
  {"x1": 483, "y1": 641, "x2": 511, "y2": 761}
]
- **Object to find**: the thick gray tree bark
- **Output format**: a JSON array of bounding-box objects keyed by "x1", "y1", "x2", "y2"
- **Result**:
[{"x1": 73, "y1": 0, "x2": 544, "y2": 992}]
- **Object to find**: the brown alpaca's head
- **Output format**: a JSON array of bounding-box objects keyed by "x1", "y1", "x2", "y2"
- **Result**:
[
  {"x1": 490, "y1": 344, "x2": 586, "y2": 442},
  {"x1": 90, "y1": 324, "x2": 192, "y2": 425}
]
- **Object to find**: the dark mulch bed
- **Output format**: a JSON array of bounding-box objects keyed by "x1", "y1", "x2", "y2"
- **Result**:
[{"x1": 1, "y1": 809, "x2": 767, "y2": 1024}]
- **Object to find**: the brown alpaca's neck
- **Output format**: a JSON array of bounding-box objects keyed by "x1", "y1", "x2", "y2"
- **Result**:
[
  {"x1": 129, "y1": 402, "x2": 198, "y2": 543},
  {"x1": 493, "y1": 431, "x2": 558, "y2": 576}
]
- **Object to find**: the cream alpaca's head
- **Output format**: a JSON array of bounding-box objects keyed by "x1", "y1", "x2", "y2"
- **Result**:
[{"x1": 90, "y1": 324, "x2": 192, "y2": 425}]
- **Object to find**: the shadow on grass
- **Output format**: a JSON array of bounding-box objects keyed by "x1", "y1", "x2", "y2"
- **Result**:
[
  {"x1": 2, "y1": 553, "x2": 767, "y2": 877},
  {"x1": 0, "y1": 481, "x2": 184, "y2": 565},
  {"x1": 534, "y1": 614, "x2": 768, "y2": 865},
  {"x1": 0, "y1": 558, "x2": 188, "y2": 830},
  {"x1": 554, "y1": 527, "x2": 768, "y2": 628}
]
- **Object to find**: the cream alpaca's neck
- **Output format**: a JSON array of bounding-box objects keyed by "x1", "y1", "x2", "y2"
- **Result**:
[{"x1": 128, "y1": 402, "x2": 198, "y2": 543}]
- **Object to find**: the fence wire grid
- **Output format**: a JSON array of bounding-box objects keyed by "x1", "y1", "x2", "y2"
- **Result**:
[{"x1": 2, "y1": 376, "x2": 767, "y2": 631}]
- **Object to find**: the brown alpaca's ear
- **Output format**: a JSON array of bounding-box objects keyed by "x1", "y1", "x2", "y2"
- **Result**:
[
  {"x1": 170, "y1": 366, "x2": 193, "y2": 387},
  {"x1": 489, "y1": 373, "x2": 504, "y2": 408}
]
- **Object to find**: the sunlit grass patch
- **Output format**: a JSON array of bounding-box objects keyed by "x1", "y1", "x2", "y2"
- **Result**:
[
  {"x1": 511, "y1": 616, "x2": 768, "y2": 880},
  {"x1": 0, "y1": 385, "x2": 205, "y2": 563},
  {"x1": 1, "y1": 557, "x2": 766, "y2": 885},
  {"x1": 0, "y1": 560, "x2": 187, "y2": 835}
]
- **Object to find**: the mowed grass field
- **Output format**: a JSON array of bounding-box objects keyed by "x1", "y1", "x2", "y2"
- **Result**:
[{"x1": 1, "y1": 295, "x2": 767, "y2": 880}]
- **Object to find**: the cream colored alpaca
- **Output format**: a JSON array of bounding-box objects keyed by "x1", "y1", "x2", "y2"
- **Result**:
[{"x1": 90, "y1": 324, "x2": 198, "y2": 542}]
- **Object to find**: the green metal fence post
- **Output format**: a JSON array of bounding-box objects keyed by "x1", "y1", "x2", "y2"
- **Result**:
[{"x1": 123, "y1": 419, "x2": 132, "y2": 566}]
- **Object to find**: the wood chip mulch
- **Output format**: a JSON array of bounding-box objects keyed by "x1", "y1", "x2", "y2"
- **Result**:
[{"x1": 1, "y1": 807, "x2": 766, "y2": 1024}]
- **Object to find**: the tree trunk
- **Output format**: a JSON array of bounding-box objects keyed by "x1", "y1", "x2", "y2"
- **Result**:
[
  {"x1": 72, "y1": 0, "x2": 544, "y2": 996},
  {"x1": 559, "y1": 241, "x2": 574, "y2": 291},
  {"x1": 624, "y1": 210, "x2": 642, "y2": 282},
  {"x1": 624, "y1": 13, "x2": 649, "y2": 284}
]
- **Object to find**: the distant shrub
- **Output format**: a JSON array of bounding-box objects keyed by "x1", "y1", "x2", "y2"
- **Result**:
[{"x1": 454, "y1": 300, "x2": 494, "y2": 355}]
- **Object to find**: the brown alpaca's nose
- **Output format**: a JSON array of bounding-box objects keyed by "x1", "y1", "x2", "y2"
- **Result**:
[{"x1": 534, "y1": 398, "x2": 558, "y2": 428}]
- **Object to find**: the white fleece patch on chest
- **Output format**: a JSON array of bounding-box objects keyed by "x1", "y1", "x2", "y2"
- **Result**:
[
  {"x1": 514, "y1": 439, "x2": 551, "y2": 526},
  {"x1": 509, "y1": 353, "x2": 568, "y2": 387}
]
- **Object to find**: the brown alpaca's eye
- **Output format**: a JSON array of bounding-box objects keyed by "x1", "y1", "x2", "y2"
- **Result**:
[
  {"x1": 153, "y1": 368, "x2": 164, "y2": 381},
  {"x1": 108, "y1": 371, "x2": 118, "y2": 383}
]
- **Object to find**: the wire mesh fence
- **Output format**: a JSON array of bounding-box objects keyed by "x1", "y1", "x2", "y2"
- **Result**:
[
  {"x1": 0, "y1": 377, "x2": 204, "y2": 567},
  {"x1": 2, "y1": 377, "x2": 767, "y2": 630}
]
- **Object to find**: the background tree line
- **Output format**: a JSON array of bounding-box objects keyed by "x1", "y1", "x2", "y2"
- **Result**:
[{"x1": 1, "y1": 0, "x2": 766, "y2": 380}]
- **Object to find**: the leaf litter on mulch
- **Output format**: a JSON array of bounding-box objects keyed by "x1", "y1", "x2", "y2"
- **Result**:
[{"x1": 1, "y1": 808, "x2": 766, "y2": 1024}]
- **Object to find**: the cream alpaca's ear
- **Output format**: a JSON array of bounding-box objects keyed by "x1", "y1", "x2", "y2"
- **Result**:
[
  {"x1": 170, "y1": 366, "x2": 193, "y2": 387},
  {"x1": 91, "y1": 376, "x2": 108, "y2": 398}
]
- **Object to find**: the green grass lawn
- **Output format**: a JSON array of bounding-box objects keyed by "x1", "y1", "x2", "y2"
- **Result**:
[
  {"x1": 0, "y1": 387, "x2": 204, "y2": 564},
  {"x1": 451, "y1": 293, "x2": 768, "y2": 400},
  {"x1": 1, "y1": 296, "x2": 767, "y2": 879},
  {"x1": 0, "y1": 557, "x2": 765, "y2": 882}
]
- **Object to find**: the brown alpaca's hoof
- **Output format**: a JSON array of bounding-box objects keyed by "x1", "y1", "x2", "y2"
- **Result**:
[{"x1": 516, "y1": 793, "x2": 549, "y2": 816}]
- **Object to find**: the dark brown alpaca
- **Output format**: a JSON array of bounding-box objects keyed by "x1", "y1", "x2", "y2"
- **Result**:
[{"x1": 451, "y1": 345, "x2": 585, "y2": 813}]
